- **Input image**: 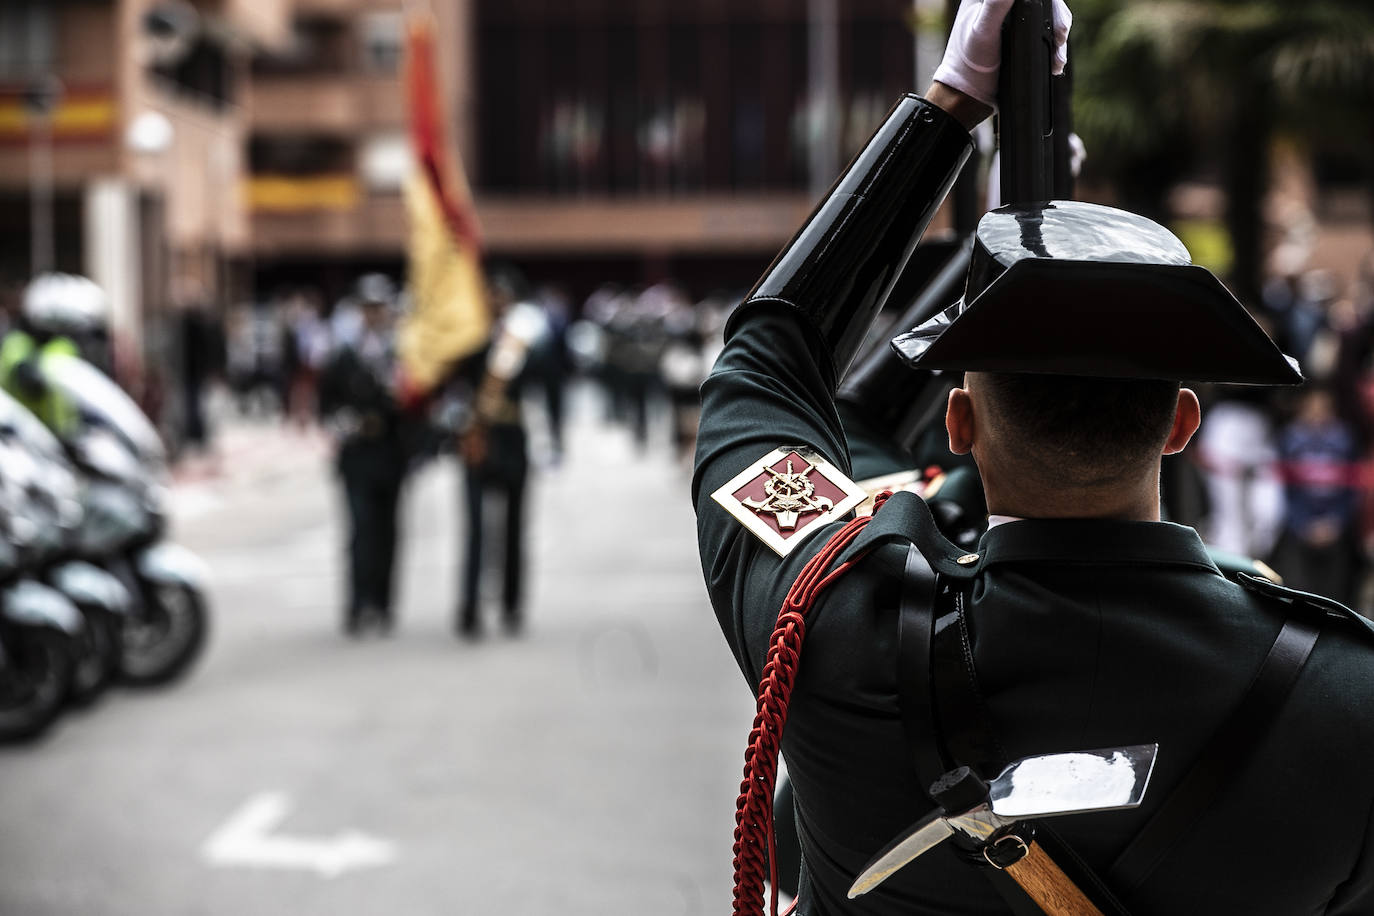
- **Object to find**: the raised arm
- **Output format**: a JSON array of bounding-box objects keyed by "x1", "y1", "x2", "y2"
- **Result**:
[{"x1": 691, "y1": 0, "x2": 1072, "y2": 676}]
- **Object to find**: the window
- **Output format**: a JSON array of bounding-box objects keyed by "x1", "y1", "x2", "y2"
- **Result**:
[
  {"x1": 360, "y1": 12, "x2": 403, "y2": 75},
  {"x1": 473, "y1": 0, "x2": 912, "y2": 196},
  {"x1": 252, "y1": 17, "x2": 350, "y2": 77},
  {"x1": 0, "y1": 2, "x2": 54, "y2": 81},
  {"x1": 250, "y1": 136, "x2": 354, "y2": 176}
]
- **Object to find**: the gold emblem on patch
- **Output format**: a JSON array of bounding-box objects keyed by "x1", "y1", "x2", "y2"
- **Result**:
[{"x1": 711, "y1": 446, "x2": 867, "y2": 556}]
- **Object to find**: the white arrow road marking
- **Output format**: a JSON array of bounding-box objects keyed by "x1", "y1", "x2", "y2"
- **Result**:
[{"x1": 202, "y1": 792, "x2": 398, "y2": 878}]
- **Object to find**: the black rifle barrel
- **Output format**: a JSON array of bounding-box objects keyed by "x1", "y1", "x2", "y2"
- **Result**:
[
  {"x1": 1052, "y1": 61, "x2": 1075, "y2": 197},
  {"x1": 837, "y1": 239, "x2": 973, "y2": 452},
  {"x1": 997, "y1": 0, "x2": 1055, "y2": 205}
]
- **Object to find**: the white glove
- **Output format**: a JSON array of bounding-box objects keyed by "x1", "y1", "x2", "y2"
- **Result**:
[{"x1": 933, "y1": 0, "x2": 1073, "y2": 110}]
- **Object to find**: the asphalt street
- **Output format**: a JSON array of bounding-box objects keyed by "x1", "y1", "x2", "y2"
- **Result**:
[{"x1": 0, "y1": 391, "x2": 752, "y2": 915}]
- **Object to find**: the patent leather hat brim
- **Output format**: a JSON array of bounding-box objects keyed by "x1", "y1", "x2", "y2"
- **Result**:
[{"x1": 892, "y1": 258, "x2": 1304, "y2": 385}]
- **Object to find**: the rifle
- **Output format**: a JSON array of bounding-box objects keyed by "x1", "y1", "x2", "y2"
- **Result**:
[
  {"x1": 997, "y1": 0, "x2": 1056, "y2": 204},
  {"x1": 838, "y1": 0, "x2": 1074, "y2": 464}
]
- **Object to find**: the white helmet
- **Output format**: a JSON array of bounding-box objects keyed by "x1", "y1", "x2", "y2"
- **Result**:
[{"x1": 22, "y1": 273, "x2": 110, "y2": 337}]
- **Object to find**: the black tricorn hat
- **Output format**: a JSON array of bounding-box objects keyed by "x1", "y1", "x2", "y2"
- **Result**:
[{"x1": 891, "y1": 200, "x2": 1303, "y2": 385}]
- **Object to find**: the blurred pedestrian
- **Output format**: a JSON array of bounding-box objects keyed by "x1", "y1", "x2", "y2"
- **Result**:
[
  {"x1": 318, "y1": 274, "x2": 411, "y2": 636},
  {"x1": 285, "y1": 289, "x2": 331, "y2": 428},
  {"x1": 533, "y1": 285, "x2": 572, "y2": 463},
  {"x1": 1195, "y1": 389, "x2": 1285, "y2": 560},
  {"x1": 659, "y1": 292, "x2": 707, "y2": 464},
  {"x1": 453, "y1": 271, "x2": 547, "y2": 638},
  {"x1": 178, "y1": 299, "x2": 221, "y2": 454},
  {"x1": 583, "y1": 284, "x2": 631, "y2": 424},
  {"x1": 225, "y1": 302, "x2": 286, "y2": 417},
  {"x1": 609, "y1": 286, "x2": 669, "y2": 451},
  {"x1": 1273, "y1": 386, "x2": 1362, "y2": 606}
]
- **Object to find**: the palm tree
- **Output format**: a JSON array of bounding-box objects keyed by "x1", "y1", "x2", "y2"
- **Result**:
[{"x1": 1072, "y1": 0, "x2": 1374, "y2": 302}]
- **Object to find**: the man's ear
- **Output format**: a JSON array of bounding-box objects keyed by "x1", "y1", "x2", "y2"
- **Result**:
[
  {"x1": 1162, "y1": 387, "x2": 1202, "y2": 456},
  {"x1": 946, "y1": 387, "x2": 975, "y2": 456}
]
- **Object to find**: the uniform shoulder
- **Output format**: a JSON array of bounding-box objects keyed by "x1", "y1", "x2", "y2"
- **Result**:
[{"x1": 1235, "y1": 572, "x2": 1374, "y2": 650}]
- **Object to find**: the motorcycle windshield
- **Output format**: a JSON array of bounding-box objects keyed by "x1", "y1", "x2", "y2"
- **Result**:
[
  {"x1": 0, "y1": 388, "x2": 83, "y2": 537},
  {"x1": 41, "y1": 353, "x2": 165, "y2": 461},
  {"x1": 0, "y1": 385, "x2": 67, "y2": 465}
]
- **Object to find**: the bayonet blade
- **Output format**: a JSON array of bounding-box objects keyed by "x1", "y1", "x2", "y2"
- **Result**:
[
  {"x1": 849, "y1": 744, "x2": 1159, "y2": 899},
  {"x1": 847, "y1": 810, "x2": 954, "y2": 899},
  {"x1": 988, "y1": 744, "x2": 1158, "y2": 820}
]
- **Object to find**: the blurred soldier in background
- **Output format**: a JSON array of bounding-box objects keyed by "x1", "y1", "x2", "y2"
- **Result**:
[
  {"x1": 225, "y1": 301, "x2": 287, "y2": 418},
  {"x1": 659, "y1": 289, "x2": 709, "y2": 464},
  {"x1": 533, "y1": 284, "x2": 572, "y2": 464},
  {"x1": 453, "y1": 271, "x2": 548, "y2": 639},
  {"x1": 604, "y1": 287, "x2": 668, "y2": 451},
  {"x1": 318, "y1": 274, "x2": 411, "y2": 636},
  {"x1": 284, "y1": 289, "x2": 332, "y2": 429}
]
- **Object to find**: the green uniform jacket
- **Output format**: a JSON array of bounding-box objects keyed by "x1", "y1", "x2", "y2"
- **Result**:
[{"x1": 693, "y1": 302, "x2": 1374, "y2": 911}]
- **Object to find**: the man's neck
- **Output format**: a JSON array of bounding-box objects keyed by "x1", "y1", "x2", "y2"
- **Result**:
[{"x1": 983, "y1": 477, "x2": 1162, "y2": 523}]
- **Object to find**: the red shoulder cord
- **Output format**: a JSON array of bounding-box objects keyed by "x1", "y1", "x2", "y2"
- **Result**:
[{"x1": 732, "y1": 491, "x2": 894, "y2": 916}]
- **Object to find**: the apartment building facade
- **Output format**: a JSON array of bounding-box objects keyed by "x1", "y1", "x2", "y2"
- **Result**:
[
  {"x1": 248, "y1": 0, "x2": 935, "y2": 306},
  {"x1": 0, "y1": 0, "x2": 293, "y2": 355}
]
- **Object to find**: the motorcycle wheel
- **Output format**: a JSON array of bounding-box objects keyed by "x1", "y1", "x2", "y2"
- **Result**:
[
  {"x1": 0, "y1": 627, "x2": 74, "y2": 742},
  {"x1": 119, "y1": 582, "x2": 207, "y2": 686},
  {"x1": 67, "y1": 605, "x2": 122, "y2": 706}
]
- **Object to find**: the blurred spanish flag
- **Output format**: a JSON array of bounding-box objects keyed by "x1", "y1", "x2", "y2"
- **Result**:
[{"x1": 397, "y1": 13, "x2": 491, "y2": 398}]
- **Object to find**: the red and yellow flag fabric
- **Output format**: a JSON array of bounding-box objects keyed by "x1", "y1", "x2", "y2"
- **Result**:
[{"x1": 397, "y1": 14, "x2": 491, "y2": 396}]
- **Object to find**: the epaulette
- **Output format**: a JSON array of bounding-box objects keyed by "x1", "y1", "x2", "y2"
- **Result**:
[
  {"x1": 832, "y1": 489, "x2": 978, "y2": 581},
  {"x1": 1206, "y1": 546, "x2": 1283, "y2": 586},
  {"x1": 1236, "y1": 573, "x2": 1374, "y2": 647}
]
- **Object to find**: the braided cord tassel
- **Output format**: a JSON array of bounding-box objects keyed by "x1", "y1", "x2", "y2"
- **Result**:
[{"x1": 732, "y1": 492, "x2": 894, "y2": 916}]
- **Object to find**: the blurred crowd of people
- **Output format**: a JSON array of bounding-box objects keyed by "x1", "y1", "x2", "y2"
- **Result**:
[
  {"x1": 204, "y1": 271, "x2": 735, "y2": 638},
  {"x1": 571, "y1": 280, "x2": 731, "y2": 463},
  {"x1": 1190, "y1": 255, "x2": 1374, "y2": 609}
]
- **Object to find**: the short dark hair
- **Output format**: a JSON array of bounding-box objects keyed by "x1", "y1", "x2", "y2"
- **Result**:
[{"x1": 977, "y1": 372, "x2": 1181, "y2": 487}]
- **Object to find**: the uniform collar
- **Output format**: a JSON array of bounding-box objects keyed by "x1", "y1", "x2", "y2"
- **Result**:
[{"x1": 977, "y1": 517, "x2": 1221, "y2": 574}]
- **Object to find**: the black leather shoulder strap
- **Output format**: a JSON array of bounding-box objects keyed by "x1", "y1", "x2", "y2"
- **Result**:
[
  {"x1": 1107, "y1": 604, "x2": 1322, "y2": 895},
  {"x1": 932, "y1": 585, "x2": 1007, "y2": 777},
  {"x1": 897, "y1": 541, "x2": 1011, "y2": 792},
  {"x1": 898, "y1": 543, "x2": 1046, "y2": 916},
  {"x1": 898, "y1": 544, "x2": 946, "y2": 792}
]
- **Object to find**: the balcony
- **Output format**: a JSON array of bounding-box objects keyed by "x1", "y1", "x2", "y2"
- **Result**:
[
  {"x1": 191, "y1": 0, "x2": 293, "y2": 49},
  {"x1": 474, "y1": 194, "x2": 820, "y2": 254},
  {"x1": 246, "y1": 174, "x2": 360, "y2": 212},
  {"x1": 247, "y1": 75, "x2": 404, "y2": 135},
  {"x1": 0, "y1": 86, "x2": 118, "y2": 189},
  {"x1": 250, "y1": 182, "x2": 406, "y2": 256},
  {"x1": 290, "y1": 0, "x2": 403, "y2": 13}
]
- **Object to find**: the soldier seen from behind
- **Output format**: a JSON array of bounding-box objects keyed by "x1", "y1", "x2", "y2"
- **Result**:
[
  {"x1": 692, "y1": 1, "x2": 1374, "y2": 913},
  {"x1": 452, "y1": 270, "x2": 548, "y2": 639},
  {"x1": 318, "y1": 274, "x2": 412, "y2": 637}
]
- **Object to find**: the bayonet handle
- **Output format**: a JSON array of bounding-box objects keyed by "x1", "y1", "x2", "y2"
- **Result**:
[{"x1": 1003, "y1": 842, "x2": 1105, "y2": 916}]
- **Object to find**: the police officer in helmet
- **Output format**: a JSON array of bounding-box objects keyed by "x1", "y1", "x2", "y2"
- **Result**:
[{"x1": 0, "y1": 273, "x2": 113, "y2": 436}]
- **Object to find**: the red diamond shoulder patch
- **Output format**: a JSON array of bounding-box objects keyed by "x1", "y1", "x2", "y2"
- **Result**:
[{"x1": 710, "y1": 445, "x2": 867, "y2": 556}]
